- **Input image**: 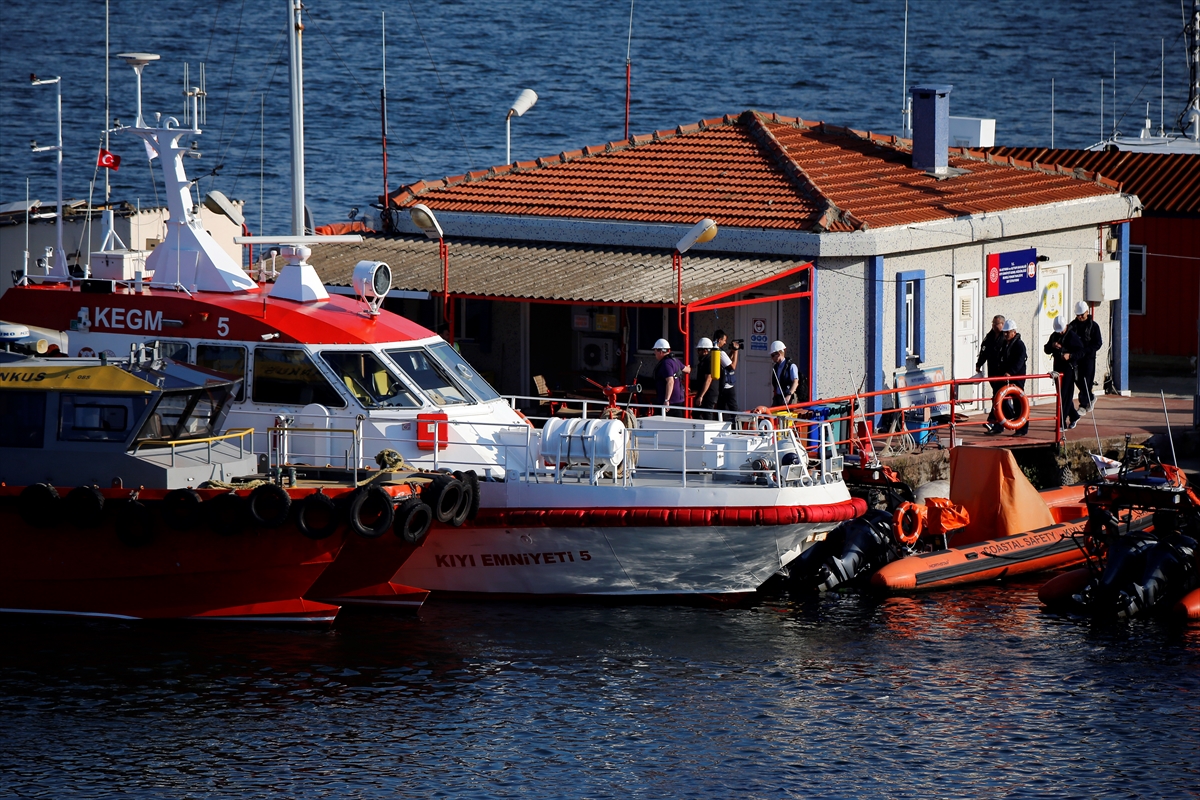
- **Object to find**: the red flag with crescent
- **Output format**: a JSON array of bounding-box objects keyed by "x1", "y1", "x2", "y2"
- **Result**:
[{"x1": 97, "y1": 149, "x2": 121, "y2": 171}]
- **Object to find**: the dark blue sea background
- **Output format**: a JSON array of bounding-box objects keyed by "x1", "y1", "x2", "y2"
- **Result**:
[{"x1": 2, "y1": 2, "x2": 1200, "y2": 797}]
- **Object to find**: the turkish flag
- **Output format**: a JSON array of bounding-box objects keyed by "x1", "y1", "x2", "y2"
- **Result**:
[{"x1": 97, "y1": 149, "x2": 121, "y2": 171}]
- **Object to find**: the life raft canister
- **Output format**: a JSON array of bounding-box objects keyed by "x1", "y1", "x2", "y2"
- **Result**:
[
  {"x1": 994, "y1": 385, "x2": 1030, "y2": 431},
  {"x1": 892, "y1": 501, "x2": 926, "y2": 547}
]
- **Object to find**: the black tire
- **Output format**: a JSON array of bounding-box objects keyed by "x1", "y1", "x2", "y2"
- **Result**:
[
  {"x1": 161, "y1": 488, "x2": 203, "y2": 531},
  {"x1": 115, "y1": 500, "x2": 154, "y2": 548},
  {"x1": 450, "y1": 476, "x2": 472, "y2": 528},
  {"x1": 206, "y1": 492, "x2": 248, "y2": 535},
  {"x1": 463, "y1": 470, "x2": 480, "y2": 521},
  {"x1": 248, "y1": 483, "x2": 292, "y2": 528},
  {"x1": 64, "y1": 486, "x2": 105, "y2": 529},
  {"x1": 297, "y1": 492, "x2": 339, "y2": 540},
  {"x1": 422, "y1": 475, "x2": 463, "y2": 525},
  {"x1": 348, "y1": 485, "x2": 395, "y2": 539},
  {"x1": 18, "y1": 483, "x2": 61, "y2": 529},
  {"x1": 393, "y1": 498, "x2": 433, "y2": 544}
]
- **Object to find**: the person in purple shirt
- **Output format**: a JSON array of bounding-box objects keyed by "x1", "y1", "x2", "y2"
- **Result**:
[{"x1": 652, "y1": 338, "x2": 690, "y2": 417}]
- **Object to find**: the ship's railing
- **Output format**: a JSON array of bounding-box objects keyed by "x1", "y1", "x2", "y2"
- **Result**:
[
  {"x1": 131, "y1": 427, "x2": 254, "y2": 468},
  {"x1": 268, "y1": 415, "x2": 365, "y2": 483}
]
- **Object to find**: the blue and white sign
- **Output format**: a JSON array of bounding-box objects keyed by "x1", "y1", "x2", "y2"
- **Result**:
[{"x1": 986, "y1": 248, "x2": 1038, "y2": 297}]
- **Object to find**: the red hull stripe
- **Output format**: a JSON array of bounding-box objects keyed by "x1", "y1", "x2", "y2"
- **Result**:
[{"x1": 462, "y1": 497, "x2": 866, "y2": 529}]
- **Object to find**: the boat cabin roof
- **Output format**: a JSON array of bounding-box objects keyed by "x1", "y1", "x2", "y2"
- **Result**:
[{"x1": 0, "y1": 353, "x2": 238, "y2": 395}]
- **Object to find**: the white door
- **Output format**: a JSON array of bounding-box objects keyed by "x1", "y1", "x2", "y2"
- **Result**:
[
  {"x1": 1035, "y1": 263, "x2": 1070, "y2": 401},
  {"x1": 953, "y1": 277, "x2": 982, "y2": 411},
  {"x1": 735, "y1": 300, "x2": 777, "y2": 410}
]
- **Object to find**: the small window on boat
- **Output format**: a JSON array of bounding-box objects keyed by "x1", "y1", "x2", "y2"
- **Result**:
[
  {"x1": 427, "y1": 341, "x2": 501, "y2": 403},
  {"x1": 59, "y1": 394, "x2": 148, "y2": 442},
  {"x1": 0, "y1": 390, "x2": 46, "y2": 448},
  {"x1": 384, "y1": 347, "x2": 472, "y2": 406},
  {"x1": 252, "y1": 347, "x2": 346, "y2": 408},
  {"x1": 157, "y1": 340, "x2": 191, "y2": 363},
  {"x1": 196, "y1": 344, "x2": 246, "y2": 401},
  {"x1": 320, "y1": 350, "x2": 420, "y2": 408}
]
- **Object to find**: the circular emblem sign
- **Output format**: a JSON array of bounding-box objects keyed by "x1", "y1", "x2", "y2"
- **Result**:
[{"x1": 752, "y1": 318, "x2": 766, "y2": 334}]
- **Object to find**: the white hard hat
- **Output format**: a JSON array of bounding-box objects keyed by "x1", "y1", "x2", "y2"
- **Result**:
[
  {"x1": 696, "y1": 337, "x2": 714, "y2": 350},
  {"x1": 1053, "y1": 316, "x2": 1064, "y2": 332},
  {"x1": 1074, "y1": 300, "x2": 1089, "y2": 316},
  {"x1": 652, "y1": 338, "x2": 671, "y2": 351},
  {"x1": 769, "y1": 340, "x2": 786, "y2": 354},
  {"x1": 1002, "y1": 319, "x2": 1017, "y2": 332}
]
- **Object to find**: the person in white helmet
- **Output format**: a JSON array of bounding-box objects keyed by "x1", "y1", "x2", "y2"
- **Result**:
[
  {"x1": 1066, "y1": 300, "x2": 1102, "y2": 413},
  {"x1": 651, "y1": 339, "x2": 690, "y2": 417},
  {"x1": 769, "y1": 340, "x2": 800, "y2": 407},
  {"x1": 711, "y1": 329, "x2": 740, "y2": 413},
  {"x1": 692, "y1": 337, "x2": 717, "y2": 420},
  {"x1": 1044, "y1": 315, "x2": 1083, "y2": 430},
  {"x1": 986, "y1": 319, "x2": 1029, "y2": 436}
]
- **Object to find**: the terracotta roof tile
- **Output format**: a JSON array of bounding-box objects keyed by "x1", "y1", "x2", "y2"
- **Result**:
[{"x1": 385, "y1": 111, "x2": 1121, "y2": 231}]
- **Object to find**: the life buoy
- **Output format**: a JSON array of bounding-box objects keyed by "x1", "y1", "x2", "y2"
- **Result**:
[
  {"x1": 515, "y1": 409, "x2": 535, "y2": 428},
  {"x1": 892, "y1": 502, "x2": 925, "y2": 547},
  {"x1": 994, "y1": 385, "x2": 1030, "y2": 431},
  {"x1": 248, "y1": 483, "x2": 291, "y2": 528},
  {"x1": 18, "y1": 483, "x2": 61, "y2": 529},
  {"x1": 422, "y1": 475, "x2": 464, "y2": 525},
  {"x1": 115, "y1": 499, "x2": 154, "y2": 548},
  {"x1": 394, "y1": 498, "x2": 434, "y2": 543},
  {"x1": 64, "y1": 486, "x2": 105, "y2": 529},
  {"x1": 206, "y1": 492, "x2": 248, "y2": 535},
  {"x1": 161, "y1": 488, "x2": 202, "y2": 530},
  {"x1": 297, "y1": 491, "x2": 339, "y2": 540},
  {"x1": 348, "y1": 485, "x2": 395, "y2": 539}
]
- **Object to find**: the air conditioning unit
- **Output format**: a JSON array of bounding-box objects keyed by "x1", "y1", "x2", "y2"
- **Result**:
[
  {"x1": 1085, "y1": 261, "x2": 1121, "y2": 303},
  {"x1": 578, "y1": 336, "x2": 614, "y2": 371}
]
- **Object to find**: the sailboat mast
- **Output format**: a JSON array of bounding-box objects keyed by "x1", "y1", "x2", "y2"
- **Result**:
[{"x1": 288, "y1": 0, "x2": 307, "y2": 236}]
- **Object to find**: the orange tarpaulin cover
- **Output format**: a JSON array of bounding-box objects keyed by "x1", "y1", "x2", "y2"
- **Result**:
[
  {"x1": 948, "y1": 446, "x2": 1054, "y2": 546},
  {"x1": 925, "y1": 496, "x2": 970, "y2": 539}
]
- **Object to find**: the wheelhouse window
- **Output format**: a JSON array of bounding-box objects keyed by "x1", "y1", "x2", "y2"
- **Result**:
[
  {"x1": 197, "y1": 344, "x2": 246, "y2": 401},
  {"x1": 134, "y1": 385, "x2": 234, "y2": 442},
  {"x1": 427, "y1": 341, "x2": 501, "y2": 403},
  {"x1": 0, "y1": 390, "x2": 46, "y2": 448},
  {"x1": 59, "y1": 393, "x2": 149, "y2": 442},
  {"x1": 1129, "y1": 244, "x2": 1146, "y2": 315},
  {"x1": 385, "y1": 347, "x2": 471, "y2": 406},
  {"x1": 251, "y1": 347, "x2": 345, "y2": 408},
  {"x1": 158, "y1": 340, "x2": 191, "y2": 363},
  {"x1": 320, "y1": 350, "x2": 420, "y2": 408}
]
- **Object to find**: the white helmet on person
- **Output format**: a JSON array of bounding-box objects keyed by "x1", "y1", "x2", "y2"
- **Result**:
[
  {"x1": 1002, "y1": 319, "x2": 1017, "y2": 332},
  {"x1": 1053, "y1": 316, "x2": 1065, "y2": 333},
  {"x1": 1074, "y1": 300, "x2": 1089, "y2": 316},
  {"x1": 652, "y1": 338, "x2": 672, "y2": 351},
  {"x1": 769, "y1": 340, "x2": 786, "y2": 355},
  {"x1": 696, "y1": 337, "x2": 714, "y2": 350}
]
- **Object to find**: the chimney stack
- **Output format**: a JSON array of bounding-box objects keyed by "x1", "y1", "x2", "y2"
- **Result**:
[{"x1": 910, "y1": 85, "x2": 953, "y2": 174}]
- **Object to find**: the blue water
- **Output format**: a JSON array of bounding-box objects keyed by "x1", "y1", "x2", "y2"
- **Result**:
[
  {"x1": 2, "y1": 580, "x2": 1199, "y2": 798},
  {"x1": 0, "y1": 0, "x2": 1191, "y2": 238}
]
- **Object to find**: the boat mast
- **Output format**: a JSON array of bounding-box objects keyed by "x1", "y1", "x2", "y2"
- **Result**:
[
  {"x1": 288, "y1": 0, "x2": 307, "y2": 236},
  {"x1": 1187, "y1": 0, "x2": 1200, "y2": 137}
]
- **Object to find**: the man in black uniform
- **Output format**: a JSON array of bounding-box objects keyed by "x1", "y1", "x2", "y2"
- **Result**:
[
  {"x1": 711, "y1": 330, "x2": 740, "y2": 414},
  {"x1": 1044, "y1": 315, "x2": 1083, "y2": 430},
  {"x1": 986, "y1": 319, "x2": 1029, "y2": 437},
  {"x1": 978, "y1": 315, "x2": 1008, "y2": 434},
  {"x1": 1067, "y1": 300, "x2": 1102, "y2": 413}
]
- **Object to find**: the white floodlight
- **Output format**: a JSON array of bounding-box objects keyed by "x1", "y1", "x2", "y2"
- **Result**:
[
  {"x1": 505, "y1": 89, "x2": 538, "y2": 164},
  {"x1": 675, "y1": 218, "x2": 718, "y2": 254},
  {"x1": 409, "y1": 203, "x2": 443, "y2": 239},
  {"x1": 352, "y1": 260, "x2": 393, "y2": 317}
]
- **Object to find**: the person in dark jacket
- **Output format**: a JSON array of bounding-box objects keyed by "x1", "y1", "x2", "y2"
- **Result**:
[
  {"x1": 978, "y1": 315, "x2": 1007, "y2": 431},
  {"x1": 1044, "y1": 315, "x2": 1083, "y2": 429},
  {"x1": 1066, "y1": 300, "x2": 1102, "y2": 413},
  {"x1": 986, "y1": 319, "x2": 1029, "y2": 437},
  {"x1": 651, "y1": 338, "x2": 690, "y2": 417}
]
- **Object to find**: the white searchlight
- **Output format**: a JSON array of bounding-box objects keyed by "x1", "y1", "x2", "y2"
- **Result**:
[{"x1": 352, "y1": 260, "x2": 392, "y2": 316}]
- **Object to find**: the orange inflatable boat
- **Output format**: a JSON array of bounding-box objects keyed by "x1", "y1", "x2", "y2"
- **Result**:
[{"x1": 871, "y1": 447, "x2": 1150, "y2": 592}]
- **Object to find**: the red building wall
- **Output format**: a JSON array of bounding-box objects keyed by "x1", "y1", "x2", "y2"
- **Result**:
[{"x1": 1128, "y1": 215, "x2": 1200, "y2": 360}]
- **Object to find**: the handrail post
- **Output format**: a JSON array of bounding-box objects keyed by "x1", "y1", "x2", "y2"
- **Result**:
[
  {"x1": 949, "y1": 380, "x2": 958, "y2": 449},
  {"x1": 1055, "y1": 372, "x2": 1063, "y2": 446}
]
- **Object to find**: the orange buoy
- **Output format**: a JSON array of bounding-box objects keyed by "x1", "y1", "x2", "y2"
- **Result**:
[
  {"x1": 892, "y1": 501, "x2": 925, "y2": 547},
  {"x1": 994, "y1": 385, "x2": 1030, "y2": 431}
]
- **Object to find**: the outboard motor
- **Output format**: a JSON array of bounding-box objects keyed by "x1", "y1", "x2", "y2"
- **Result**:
[{"x1": 789, "y1": 509, "x2": 897, "y2": 593}]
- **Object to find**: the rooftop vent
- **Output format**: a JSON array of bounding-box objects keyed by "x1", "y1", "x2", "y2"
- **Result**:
[{"x1": 911, "y1": 85, "x2": 953, "y2": 174}]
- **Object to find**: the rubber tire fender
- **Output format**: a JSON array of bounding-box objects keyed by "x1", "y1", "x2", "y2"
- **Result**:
[
  {"x1": 349, "y1": 485, "x2": 396, "y2": 539},
  {"x1": 161, "y1": 488, "x2": 203, "y2": 531},
  {"x1": 115, "y1": 500, "x2": 155, "y2": 548},
  {"x1": 451, "y1": 470, "x2": 477, "y2": 526},
  {"x1": 248, "y1": 483, "x2": 292, "y2": 528},
  {"x1": 463, "y1": 470, "x2": 481, "y2": 521},
  {"x1": 206, "y1": 492, "x2": 248, "y2": 536},
  {"x1": 296, "y1": 492, "x2": 339, "y2": 540},
  {"x1": 394, "y1": 497, "x2": 434, "y2": 544},
  {"x1": 423, "y1": 475, "x2": 464, "y2": 525},
  {"x1": 994, "y1": 385, "x2": 1030, "y2": 431},
  {"x1": 19, "y1": 483, "x2": 61, "y2": 529},
  {"x1": 64, "y1": 486, "x2": 105, "y2": 529}
]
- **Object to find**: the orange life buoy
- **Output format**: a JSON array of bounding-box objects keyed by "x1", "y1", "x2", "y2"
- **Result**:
[
  {"x1": 994, "y1": 385, "x2": 1030, "y2": 431},
  {"x1": 892, "y1": 502, "x2": 925, "y2": 547},
  {"x1": 515, "y1": 409, "x2": 535, "y2": 428}
]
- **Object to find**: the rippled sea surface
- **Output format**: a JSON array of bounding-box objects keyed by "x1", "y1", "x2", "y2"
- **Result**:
[
  {"x1": 3, "y1": 579, "x2": 1198, "y2": 798},
  {"x1": 0, "y1": 0, "x2": 1192, "y2": 235}
]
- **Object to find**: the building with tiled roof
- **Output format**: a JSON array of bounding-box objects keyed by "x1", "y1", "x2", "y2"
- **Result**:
[{"x1": 311, "y1": 93, "x2": 1141, "y2": 412}]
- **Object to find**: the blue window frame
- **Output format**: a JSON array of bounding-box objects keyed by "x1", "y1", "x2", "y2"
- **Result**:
[{"x1": 895, "y1": 270, "x2": 926, "y2": 367}]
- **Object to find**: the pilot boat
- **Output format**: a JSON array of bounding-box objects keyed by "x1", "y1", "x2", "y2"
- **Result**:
[{"x1": 0, "y1": 24, "x2": 863, "y2": 604}]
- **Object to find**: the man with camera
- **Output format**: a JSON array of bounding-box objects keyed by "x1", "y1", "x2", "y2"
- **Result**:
[{"x1": 711, "y1": 330, "x2": 741, "y2": 412}]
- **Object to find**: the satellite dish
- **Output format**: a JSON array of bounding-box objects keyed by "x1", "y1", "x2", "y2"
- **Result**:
[
  {"x1": 0, "y1": 322, "x2": 31, "y2": 341},
  {"x1": 203, "y1": 190, "x2": 245, "y2": 227}
]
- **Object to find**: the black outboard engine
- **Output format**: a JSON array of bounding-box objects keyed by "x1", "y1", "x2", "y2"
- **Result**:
[{"x1": 789, "y1": 509, "x2": 897, "y2": 593}]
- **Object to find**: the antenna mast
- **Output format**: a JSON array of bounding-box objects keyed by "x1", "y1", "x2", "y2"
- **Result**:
[
  {"x1": 288, "y1": 0, "x2": 307, "y2": 236},
  {"x1": 382, "y1": 11, "x2": 389, "y2": 205},
  {"x1": 625, "y1": 0, "x2": 634, "y2": 141},
  {"x1": 901, "y1": 0, "x2": 910, "y2": 138}
]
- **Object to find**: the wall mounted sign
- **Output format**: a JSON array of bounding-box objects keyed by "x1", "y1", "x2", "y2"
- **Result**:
[{"x1": 986, "y1": 248, "x2": 1038, "y2": 297}]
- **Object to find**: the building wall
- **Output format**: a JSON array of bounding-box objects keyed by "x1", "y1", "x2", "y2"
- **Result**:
[
  {"x1": 813, "y1": 258, "x2": 867, "y2": 401},
  {"x1": 1129, "y1": 215, "x2": 1200, "y2": 365}
]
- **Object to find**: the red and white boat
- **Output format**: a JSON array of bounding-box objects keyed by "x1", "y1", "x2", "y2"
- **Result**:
[{"x1": 0, "y1": 24, "x2": 864, "y2": 604}]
